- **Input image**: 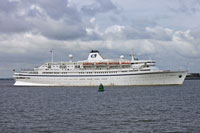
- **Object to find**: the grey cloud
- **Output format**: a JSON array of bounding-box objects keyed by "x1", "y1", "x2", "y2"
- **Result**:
[
  {"x1": 190, "y1": 28, "x2": 200, "y2": 39},
  {"x1": 145, "y1": 27, "x2": 173, "y2": 41},
  {"x1": 81, "y1": 0, "x2": 117, "y2": 16},
  {"x1": 24, "y1": 0, "x2": 83, "y2": 24},
  {"x1": 102, "y1": 25, "x2": 173, "y2": 41},
  {"x1": 0, "y1": 14, "x2": 31, "y2": 34},
  {"x1": 169, "y1": 0, "x2": 200, "y2": 14},
  {"x1": 0, "y1": 0, "x2": 18, "y2": 13},
  {"x1": 130, "y1": 18, "x2": 157, "y2": 29},
  {"x1": 25, "y1": 0, "x2": 86, "y2": 40},
  {"x1": 34, "y1": 0, "x2": 81, "y2": 21},
  {"x1": 28, "y1": 15, "x2": 86, "y2": 40},
  {"x1": 0, "y1": 0, "x2": 31, "y2": 33},
  {"x1": 123, "y1": 27, "x2": 151, "y2": 40},
  {"x1": 0, "y1": 0, "x2": 120, "y2": 40},
  {"x1": 83, "y1": 25, "x2": 174, "y2": 41},
  {"x1": 38, "y1": 24, "x2": 86, "y2": 41},
  {"x1": 82, "y1": 33, "x2": 103, "y2": 41},
  {"x1": 0, "y1": 0, "x2": 86, "y2": 40}
]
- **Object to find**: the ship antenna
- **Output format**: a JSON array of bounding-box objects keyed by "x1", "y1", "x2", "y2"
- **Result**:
[{"x1": 50, "y1": 48, "x2": 54, "y2": 63}]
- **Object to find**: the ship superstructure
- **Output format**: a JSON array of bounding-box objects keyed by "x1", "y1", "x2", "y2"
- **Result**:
[{"x1": 13, "y1": 50, "x2": 187, "y2": 86}]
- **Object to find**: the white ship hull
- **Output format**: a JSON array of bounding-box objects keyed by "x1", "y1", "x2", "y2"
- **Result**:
[{"x1": 14, "y1": 71, "x2": 187, "y2": 86}]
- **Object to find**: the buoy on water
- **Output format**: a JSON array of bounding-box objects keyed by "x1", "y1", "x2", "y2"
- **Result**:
[{"x1": 98, "y1": 83, "x2": 104, "y2": 92}]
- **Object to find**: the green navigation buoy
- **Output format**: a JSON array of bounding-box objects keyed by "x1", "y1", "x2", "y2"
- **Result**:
[{"x1": 98, "y1": 83, "x2": 104, "y2": 92}]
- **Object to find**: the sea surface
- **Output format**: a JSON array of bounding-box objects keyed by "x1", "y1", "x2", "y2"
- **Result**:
[{"x1": 0, "y1": 80, "x2": 200, "y2": 133}]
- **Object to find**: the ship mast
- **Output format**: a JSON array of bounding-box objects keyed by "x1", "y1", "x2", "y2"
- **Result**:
[
  {"x1": 130, "y1": 49, "x2": 134, "y2": 62},
  {"x1": 50, "y1": 48, "x2": 54, "y2": 63}
]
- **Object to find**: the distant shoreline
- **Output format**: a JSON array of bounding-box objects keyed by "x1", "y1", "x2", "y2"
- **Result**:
[
  {"x1": 0, "y1": 78, "x2": 14, "y2": 80},
  {"x1": 185, "y1": 73, "x2": 200, "y2": 80}
]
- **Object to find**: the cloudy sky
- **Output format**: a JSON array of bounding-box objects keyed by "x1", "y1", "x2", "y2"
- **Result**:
[{"x1": 0, "y1": 0, "x2": 200, "y2": 78}]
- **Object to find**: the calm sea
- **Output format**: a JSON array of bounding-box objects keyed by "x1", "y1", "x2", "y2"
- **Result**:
[{"x1": 0, "y1": 80, "x2": 200, "y2": 133}]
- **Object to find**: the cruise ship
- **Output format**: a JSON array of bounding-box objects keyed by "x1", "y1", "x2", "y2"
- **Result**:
[{"x1": 13, "y1": 50, "x2": 187, "y2": 86}]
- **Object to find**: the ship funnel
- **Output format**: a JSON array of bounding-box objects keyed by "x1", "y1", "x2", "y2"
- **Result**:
[{"x1": 87, "y1": 50, "x2": 104, "y2": 61}]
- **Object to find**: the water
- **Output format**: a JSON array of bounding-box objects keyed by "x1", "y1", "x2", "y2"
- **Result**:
[{"x1": 0, "y1": 80, "x2": 200, "y2": 133}]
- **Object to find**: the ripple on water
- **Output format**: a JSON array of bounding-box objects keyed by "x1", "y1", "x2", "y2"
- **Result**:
[{"x1": 0, "y1": 80, "x2": 200, "y2": 132}]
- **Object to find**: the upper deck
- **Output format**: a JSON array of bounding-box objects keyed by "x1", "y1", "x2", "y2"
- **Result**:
[{"x1": 14, "y1": 50, "x2": 158, "y2": 76}]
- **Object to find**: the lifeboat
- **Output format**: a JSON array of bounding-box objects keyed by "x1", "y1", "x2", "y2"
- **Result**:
[
  {"x1": 96, "y1": 62, "x2": 107, "y2": 65},
  {"x1": 121, "y1": 62, "x2": 131, "y2": 65},
  {"x1": 83, "y1": 62, "x2": 94, "y2": 66},
  {"x1": 109, "y1": 62, "x2": 120, "y2": 65}
]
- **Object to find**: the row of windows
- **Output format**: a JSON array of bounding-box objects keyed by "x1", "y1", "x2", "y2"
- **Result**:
[
  {"x1": 41, "y1": 65, "x2": 74, "y2": 68},
  {"x1": 29, "y1": 77, "x2": 109, "y2": 81},
  {"x1": 29, "y1": 72, "x2": 38, "y2": 74},
  {"x1": 79, "y1": 71, "x2": 118, "y2": 74},
  {"x1": 41, "y1": 71, "x2": 132, "y2": 74},
  {"x1": 43, "y1": 72, "x2": 68, "y2": 74},
  {"x1": 43, "y1": 72, "x2": 53, "y2": 74},
  {"x1": 15, "y1": 77, "x2": 30, "y2": 79},
  {"x1": 44, "y1": 69, "x2": 71, "y2": 71}
]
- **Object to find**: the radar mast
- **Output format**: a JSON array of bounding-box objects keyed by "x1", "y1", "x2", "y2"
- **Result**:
[{"x1": 50, "y1": 48, "x2": 54, "y2": 63}]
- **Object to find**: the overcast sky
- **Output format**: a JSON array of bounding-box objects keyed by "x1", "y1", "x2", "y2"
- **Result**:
[{"x1": 0, "y1": 0, "x2": 200, "y2": 78}]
